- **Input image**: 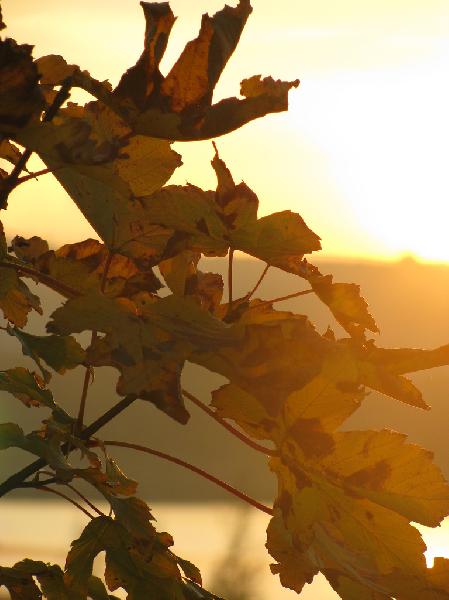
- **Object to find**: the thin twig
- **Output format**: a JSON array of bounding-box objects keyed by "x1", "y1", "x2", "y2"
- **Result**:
[
  {"x1": 247, "y1": 288, "x2": 314, "y2": 310},
  {"x1": 103, "y1": 440, "x2": 273, "y2": 516},
  {"x1": 0, "y1": 394, "x2": 138, "y2": 498},
  {"x1": 182, "y1": 389, "x2": 277, "y2": 456},
  {"x1": 31, "y1": 485, "x2": 94, "y2": 519},
  {"x1": 38, "y1": 470, "x2": 106, "y2": 517},
  {"x1": 76, "y1": 251, "x2": 113, "y2": 432},
  {"x1": 0, "y1": 77, "x2": 73, "y2": 210},
  {"x1": 76, "y1": 367, "x2": 93, "y2": 434},
  {"x1": 0, "y1": 260, "x2": 80, "y2": 298},
  {"x1": 228, "y1": 249, "x2": 234, "y2": 310},
  {"x1": 246, "y1": 264, "x2": 270, "y2": 300},
  {"x1": 64, "y1": 482, "x2": 106, "y2": 517}
]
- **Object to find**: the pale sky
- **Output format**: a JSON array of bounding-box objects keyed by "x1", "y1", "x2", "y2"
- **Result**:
[{"x1": 2, "y1": 0, "x2": 449, "y2": 261}]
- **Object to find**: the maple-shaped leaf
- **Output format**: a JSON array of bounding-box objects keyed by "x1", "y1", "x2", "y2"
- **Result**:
[
  {"x1": 15, "y1": 102, "x2": 181, "y2": 260},
  {"x1": 8, "y1": 327, "x2": 85, "y2": 382},
  {"x1": 10, "y1": 235, "x2": 49, "y2": 263},
  {"x1": 0, "y1": 266, "x2": 42, "y2": 326},
  {"x1": 65, "y1": 515, "x2": 212, "y2": 599},
  {"x1": 97, "y1": 1, "x2": 299, "y2": 141},
  {"x1": 47, "y1": 292, "x2": 236, "y2": 422},
  {"x1": 33, "y1": 239, "x2": 161, "y2": 298},
  {"x1": 194, "y1": 305, "x2": 328, "y2": 417},
  {"x1": 211, "y1": 147, "x2": 322, "y2": 268}
]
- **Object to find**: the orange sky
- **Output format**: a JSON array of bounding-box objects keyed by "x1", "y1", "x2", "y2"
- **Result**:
[{"x1": 2, "y1": 0, "x2": 449, "y2": 262}]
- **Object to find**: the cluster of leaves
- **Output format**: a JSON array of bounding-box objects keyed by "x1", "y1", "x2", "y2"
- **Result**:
[{"x1": 1, "y1": 1, "x2": 449, "y2": 599}]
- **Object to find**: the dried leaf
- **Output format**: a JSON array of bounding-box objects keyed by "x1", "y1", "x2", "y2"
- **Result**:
[
  {"x1": 10, "y1": 235, "x2": 49, "y2": 263},
  {"x1": 0, "y1": 38, "x2": 43, "y2": 135},
  {"x1": 35, "y1": 239, "x2": 161, "y2": 298}
]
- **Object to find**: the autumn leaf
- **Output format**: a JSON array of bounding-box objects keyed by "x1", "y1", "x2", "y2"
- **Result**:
[
  {"x1": 10, "y1": 235, "x2": 49, "y2": 263},
  {"x1": 0, "y1": 266, "x2": 42, "y2": 327},
  {"x1": 0, "y1": 367, "x2": 56, "y2": 410},
  {"x1": 15, "y1": 102, "x2": 181, "y2": 260},
  {"x1": 0, "y1": 38, "x2": 43, "y2": 136},
  {"x1": 33, "y1": 239, "x2": 161, "y2": 298},
  {"x1": 0, "y1": 565, "x2": 42, "y2": 600},
  {"x1": 0, "y1": 422, "x2": 70, "y2": 470},
  {"x1": 47, "y1": 292, "x2": 237, "y2": 422},
  {"x1": 8, "y1": 327, "x2": 85, "y2": 381}
]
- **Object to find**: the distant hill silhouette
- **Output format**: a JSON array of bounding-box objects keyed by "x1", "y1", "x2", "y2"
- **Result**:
[{"x1": 2, "y1": 258, "x2": 449, "y2": 502}]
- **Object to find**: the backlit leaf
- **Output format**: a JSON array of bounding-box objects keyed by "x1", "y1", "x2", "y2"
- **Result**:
[
  {"x1": 0, "y1": 367, "x2": 55, "y2": 409},
  {"x1": 0, "y1": 267, "x2": 42, "y2": 326},
  {"x1": 34, "y1": 239, "x2": 161, "y2": 298},
  {"x1": 9, "y1": 327, "x2": 85, "y2": 380},
  {"x1": 10, "y1": 235, "x2": 49, "y2": 263}
]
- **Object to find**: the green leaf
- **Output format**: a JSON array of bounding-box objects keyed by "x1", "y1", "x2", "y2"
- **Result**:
[
  {"x1": 0, "y1": 422, "x2": 69, "y2": 469},
  {"x1": 0, "y1": 367, "x2": 56, "y2": 409},
  {"x1": 9, "y1": 327, "x2": 85, "y2": 381}
]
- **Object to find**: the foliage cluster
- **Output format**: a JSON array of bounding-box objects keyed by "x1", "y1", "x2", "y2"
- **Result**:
[{"x1": 1, "y1": 2, "x2": 449, "y2": 598}]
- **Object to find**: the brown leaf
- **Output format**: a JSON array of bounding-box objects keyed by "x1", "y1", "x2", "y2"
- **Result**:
[
  {"x1": 0, "y1": 38, "x2": 43, "y2": 135},
  {"x1": 11, "y1": 235, "x2": 49, "y2": 263}
]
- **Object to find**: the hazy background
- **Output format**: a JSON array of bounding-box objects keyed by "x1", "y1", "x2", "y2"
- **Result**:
[{"x1": 1, "y1": 1, "x2": 449, "y2": 598}]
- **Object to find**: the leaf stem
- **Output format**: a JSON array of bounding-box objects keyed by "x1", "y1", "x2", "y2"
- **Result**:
[
  {"x1": 247, "y1": 288, "x2": 313, "y2": 310},
  {"x1": 31, "y1": 485, "x2": 94, "y2": 518},
  {"x1": 76, "y1": 251, "x2": 113, "y2": 432},
  {"x1": 17, "y1": 167, "x2": 57, "y2": 184},
  {"x1": 0, "y1": 77, "x2": 72, "y2": 210},
  {"x1": 0, "y1": 259, "x2": 80, "y2": 298},
  {"x1": 182, "y1": 389, "x2": 277, "y2": 456},
  {"x1": 38, "y1": 470, "x2": 106, "y2": 517},
  {"x1": 246, "y1": 263, "x2": 269, "y2": 300},
  {"x1": 0, "y1": 394, "x2": 137, "y2": 498},
  {"x1": 227, "y1": 248, "x2": 234, "y2": 312},
  {"x1": 103, "y1": 440, "x2": 273, "y2": 516}
]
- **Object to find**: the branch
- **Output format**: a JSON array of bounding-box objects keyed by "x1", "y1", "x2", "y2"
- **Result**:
[
  {"x1": 30, "y1": 485, "x2": 94, "y2": 519},
  {"x1": 0, "y1": 394, "x2": 137, "y2": 498},
  {"x1": 182, "y1": 389, "x2": 277, "y2": 456},
  {"x1": 103, "y1": 440, "x2": 273, "y2": 516},
  {"x1": 0, "y1": 259, "x2": 80, "y2": 298},
  {"x1": 0, "y1": 77, "x2": 73, "y2": 210}
]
